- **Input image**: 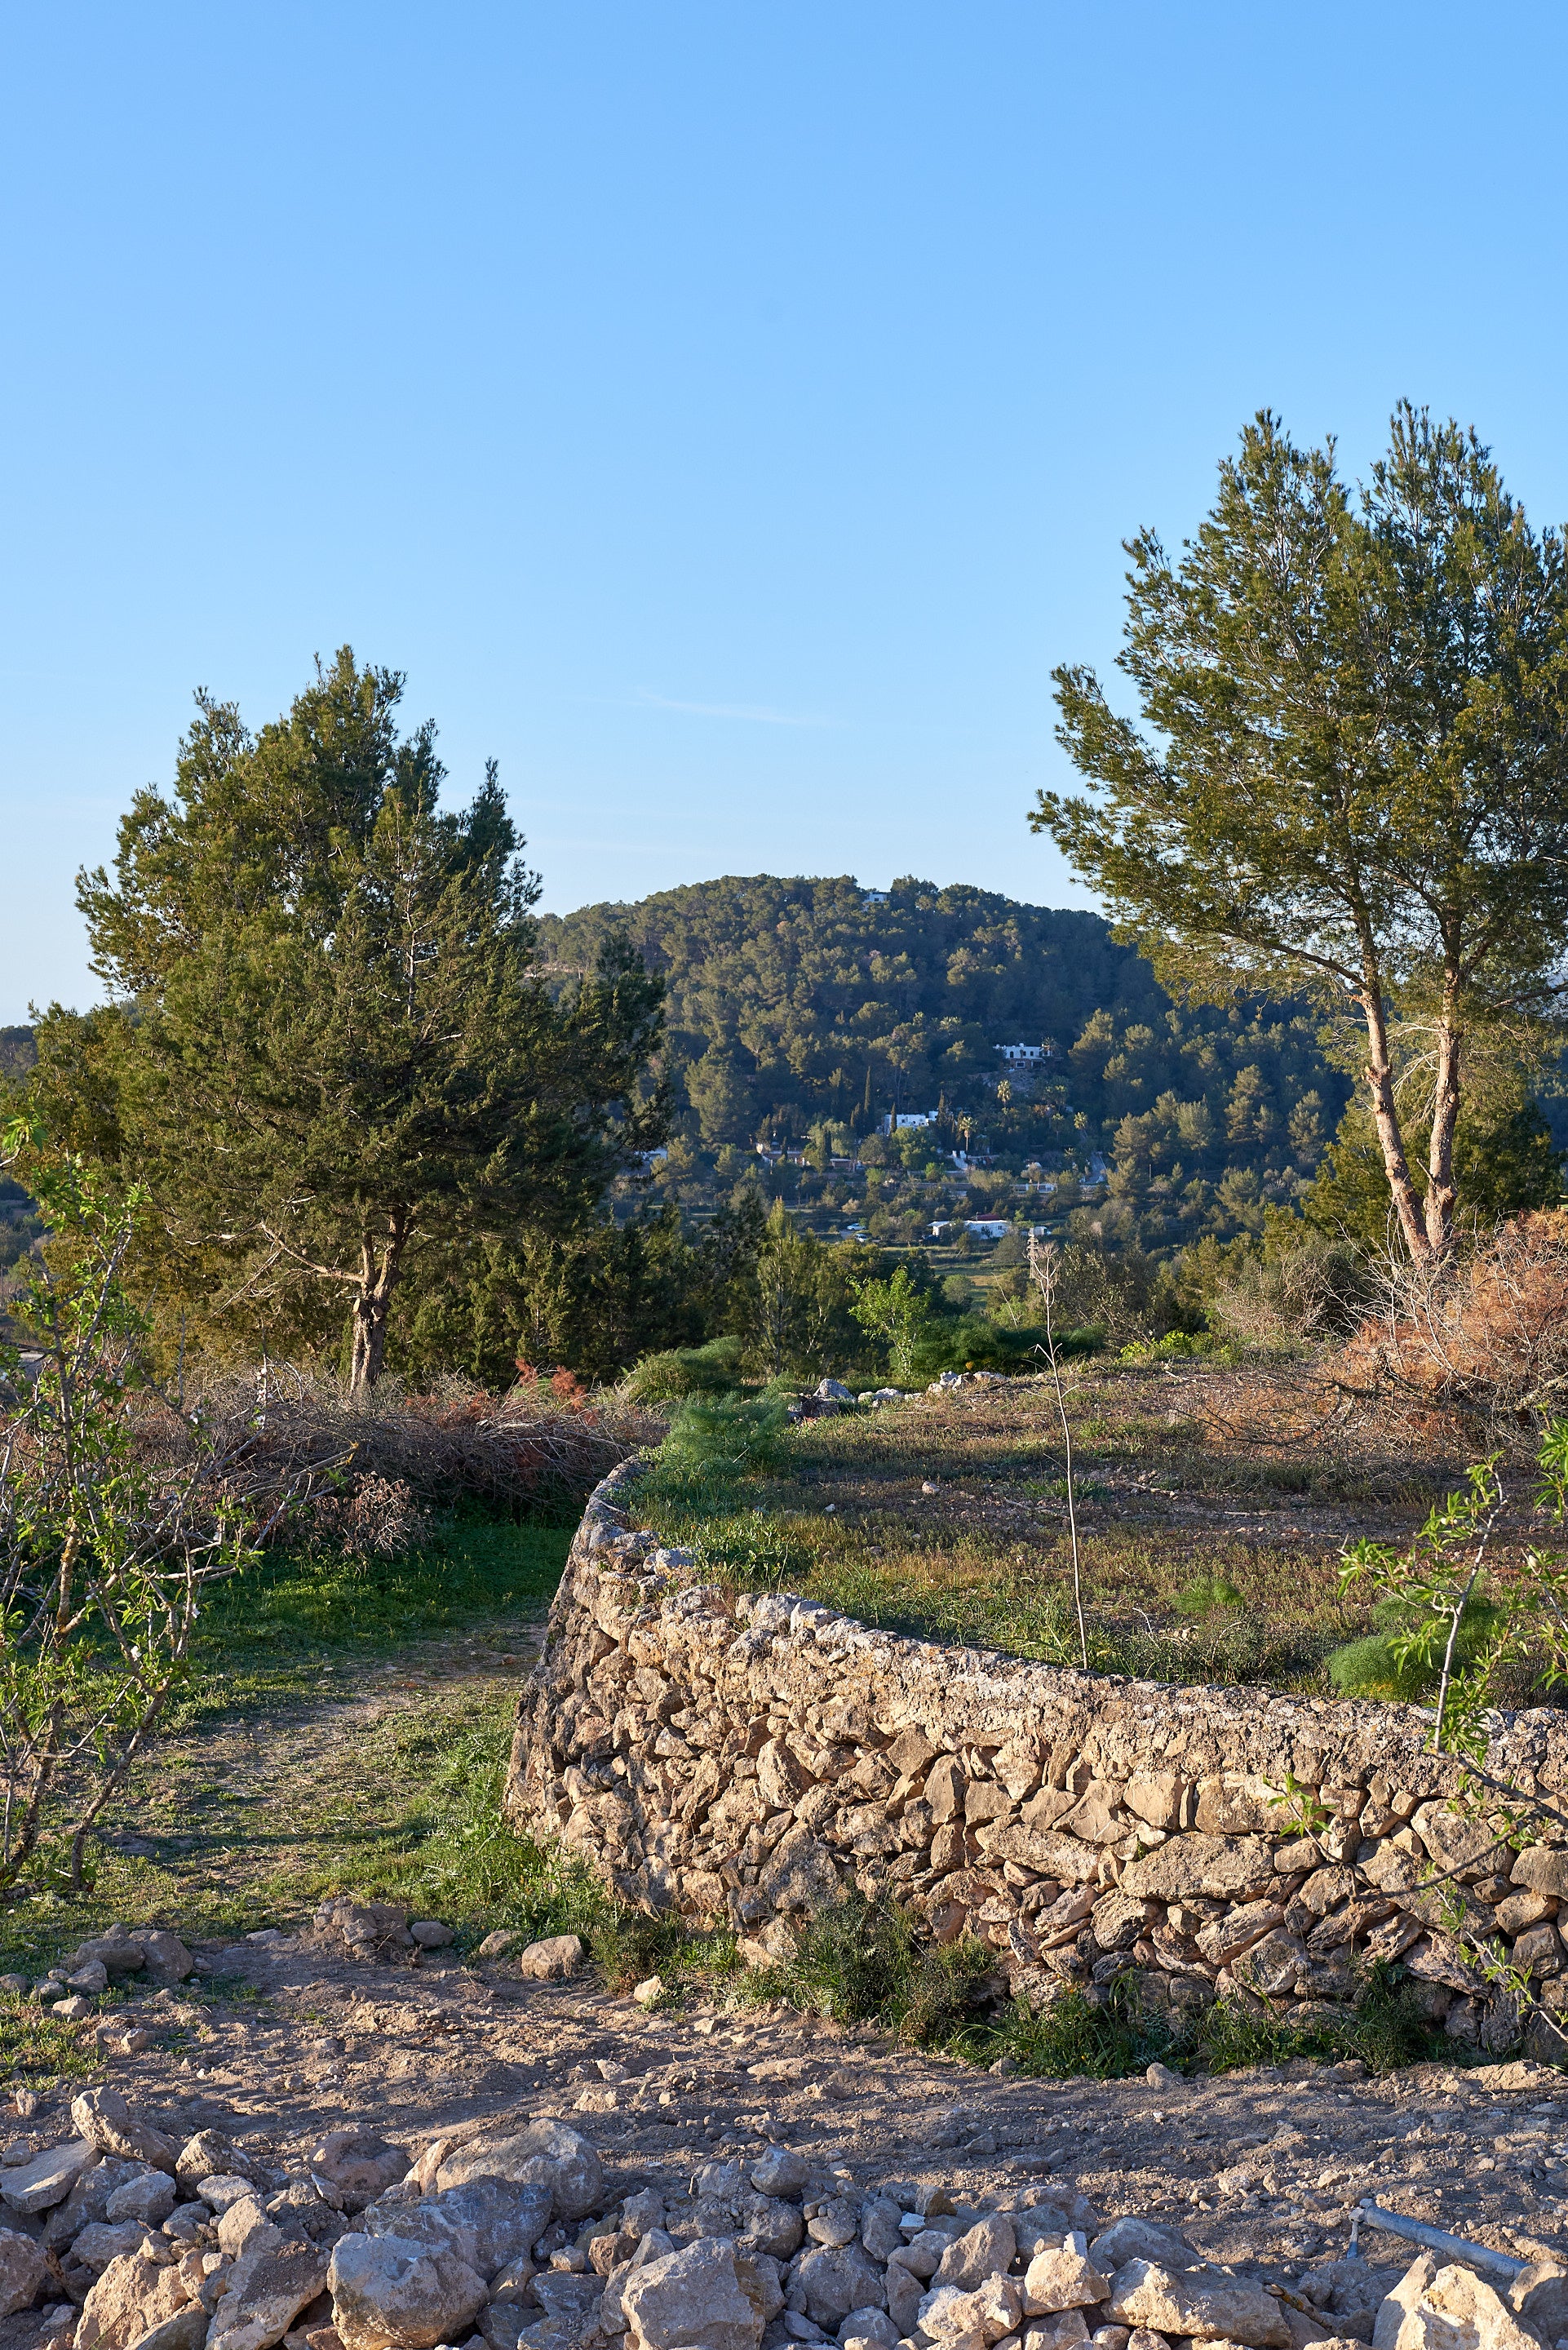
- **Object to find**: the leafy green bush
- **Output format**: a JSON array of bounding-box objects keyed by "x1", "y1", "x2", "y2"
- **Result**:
[
  {"x1": 850, "y1": 1267, "x2": 938, "y2": 1385},
  {"x1": 1327, "y1": 1589, "x2": 1508, "y2": 1700},
  {"x1": 749, "y1": 1900, "x2": 1447, "y2": 2079},
  {"x1": 972, "y1": 1974, "x2": 1174, "y2": 2078},
  {"x1": 621, "y1": 1336, "x2": 746, "y2": 1403},
  {"x1": 662, "y1": 1391, "x2": 790, "y2": 1475},
  {"x1": 1119, "y1": 1330, "x2": 1217, "y2": 1365}
]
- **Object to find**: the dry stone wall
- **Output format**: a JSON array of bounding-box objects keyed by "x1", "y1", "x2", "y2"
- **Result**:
[{"x1": 506, "y1": 1461, "x2": 1568, "y2": 2059}]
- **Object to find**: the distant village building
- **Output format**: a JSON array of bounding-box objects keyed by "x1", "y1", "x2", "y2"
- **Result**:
[
  {"x1": 994, "y1": 1040, "x2": 1051, "y2": 1097},
  {"x1": 861, "y1": 888, "x2": 889, "y2": 907},
  {"x1": 878, "y1": 1110, "x2": 937, "y2": 1134}
]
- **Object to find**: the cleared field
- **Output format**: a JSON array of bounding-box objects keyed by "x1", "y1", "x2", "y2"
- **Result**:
[{"x1": 635, "y1": 1359, "x2": 1479, "y2": 1691}]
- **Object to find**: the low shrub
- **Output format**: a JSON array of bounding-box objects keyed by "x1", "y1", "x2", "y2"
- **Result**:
[
  {"x1": 132, "y1": 1367, "x2": 656, "y2": 1532},
  {"x1": 742, "y1": 1897, "x2": 1449, "y2": 2078},
  {"x1": 620, "y1": 1337, "x2": 746, "y2": 1404},
  {"x1": 1175, "y1": 1574, "x2": 1245, "y2": 1619},
  {"x1": 1336, "y1": 1213, "x2": 1568, "y2": 1457},
  {"x1": 910, "y1": 1318, "x2": 1099, "y2": 1378},
  {"x1": 1206, "y1": 1233, "x2": 1375, "y2": 1348},
  {"x1": 662, "y1": 1391, "x2": 790, "y2": 1475},
  {"x1": 748, "y1": 1889, "x2": 995, "y2": 2043},
  {"x1": 1327, "y1": 1590, "x2": 1508, "y2": 1700}
]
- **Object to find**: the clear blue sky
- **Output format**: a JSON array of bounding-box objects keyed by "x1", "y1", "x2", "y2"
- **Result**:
[{"x1": 5, "y1": 2, "x2": 1568, "y2": 1022}]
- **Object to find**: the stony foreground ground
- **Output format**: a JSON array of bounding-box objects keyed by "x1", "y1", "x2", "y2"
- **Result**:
[{"x1": 16, "y1": 1920, "x2": 1568, "y2": 2295}]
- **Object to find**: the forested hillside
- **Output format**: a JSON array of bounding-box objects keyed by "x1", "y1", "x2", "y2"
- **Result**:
[{"x1": 539, "y1": 873, "x2": 1349, "y2": 1216}]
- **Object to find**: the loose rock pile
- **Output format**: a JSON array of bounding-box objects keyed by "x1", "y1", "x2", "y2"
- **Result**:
[
  {"x1": 508, "y1": 1466, "x2": 1568, "y2": 2063},
  {"x1": 0, "y1": 2079, "x2": 1561, "y2": 2350}
]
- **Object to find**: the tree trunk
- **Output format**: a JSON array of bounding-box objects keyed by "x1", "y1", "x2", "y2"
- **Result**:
[
  {"x1": 1425, "y1": 987, "x2": 1462, "y2": 1257},
  {"x1": 348, "y1": 1222, "x2": 408, "y2": 1391},
  {"x1": 1361, "y1": 987, "x2": 1432, "y2": 1264}
]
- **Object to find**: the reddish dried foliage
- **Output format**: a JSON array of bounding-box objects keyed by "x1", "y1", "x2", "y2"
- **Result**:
[{"x1": 1333, "y1": 1212, "x2": 1568, "y2": 1457}]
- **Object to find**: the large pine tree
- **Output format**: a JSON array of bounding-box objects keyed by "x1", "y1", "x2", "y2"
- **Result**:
[{"x1": 31, "y1": 650, "x2": 665, "y2": 1384}]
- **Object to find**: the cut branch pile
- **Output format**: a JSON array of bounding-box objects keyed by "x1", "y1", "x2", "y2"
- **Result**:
[{"x1": 130, "y1": 1368, "x2": 666, "y2": 1526}]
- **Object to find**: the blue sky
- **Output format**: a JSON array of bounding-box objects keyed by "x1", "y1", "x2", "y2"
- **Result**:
[{"x1": 4, "y1": 2, "x2": 1568, "y2": 1021}]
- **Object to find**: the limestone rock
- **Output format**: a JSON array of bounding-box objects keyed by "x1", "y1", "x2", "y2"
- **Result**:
[
  {"x1": 0, "y1": 2135, "x2": 95, "y2": 2215},
  {"x1": 42, "y1": 2155, "x2": 146, "y2": 2249},
  {"x1": 328, "y1": 2228, "x2": 488, "y2": 2350},
  {"x1": 176, "y1": 2131, "x2": 261, "y2": 2192},
  {"x1": 842, "y1": 2310, "x2": 900, "y2": 2350},
  {"x1": 207, "y1": 2232, "x2": 332, "y2": 2350},
  {"x1": 1108, "y1": 2261, "x2": 1291, "y2": 2348},
  {"x1": 1410, "y1": 1804, "x2": 1505, "y2": 1874},
  {"x1": 428, "y1": 2178, "x2": 551, "y2": 2276},
  {"x1": 621, "y1": 2236, "x2": 767, "y2": 2350},
  {"x1": 104, "y1": 2166, "x2": 177, "y2": 2224},
  {"x1": 1231, "y1": 1931, "x2": 1307, "y2": 1998},
  {"x1": 309, "y1": 2131, "x2": 411, "y2": 2215},
  {"x1": 516, "y1": 1935, "x2": 585, "y2": 1980},
  {"x1": 123, "y1": 2311, "x2": 208, "y2": 2350},
  {"x1": 759, "y1": 1824, "x2": 843, "y2": 1913},
  {"x1": 409, "y1": 1920, "x2": 453, "y2": 1949},
  {"x1": 476, "y1": 1930, "x2": 523, "y2": 1960},
  {"x1": 1120, "y1": 1837, "x2": 1271, "y2": 1903},
  {"x1": 1024, "y1": 2250, "x2": 1113, "y2": 2315},
  {"x1": 1089, "y1": 2224, "x2": 1194, "y2": 2274},
  {"x1": 315, "y1": 1899, "x2": 416, "y2": 1961},
  {"x1": 69, "y1": 1928, "x2": 149, "y2": 1978},
  {"x1": 1374, "y1": 2256, "x2": 1437, "y2": 2350},
  {"x1": 71, "y1": 2223, "x2": 148, "y2": 2274},
  {"x1": 858, "y1": 2197, "x2": 904, "y2": 2264},
  {"x1": 792, "y1": 2242, "x2": 889, "y2": 2327},
  {"x1": 201, "y1": 2172, "x2": 268, "y2": 2214},
  {"x1": 751, "y1": 2147, "x2": 809, "y2": 2197},
  {"x1": 130, "y1": 1928, "x2": 194, "y2": 1984},
  {"x1": 1384, "y1": 2262, "x2": 1541, "y2": 2350},
  {"x1": 921, "y1": 2278, "x2": 1025, "y2": 2343},
  {"x1": 434, "y1": 2117, "x2": 603, "y2": 2219},
  {"x1": 217, "y1": 2196, "x2": 276, "y2": 2256},
  {"x1": 935, "y1": 2217, "x2": 1017, "y2": 2288},
  {"x1": 0, "y1": 2224, "x2": 48, "y2": 2316},
  {"x1": 742, "y1": 2191, "x2": 804, "y2": 2259},
  {"x1": 1509, "y1": 2262, "x2": 1568, "y2": 2345},
  {"x1": 1512, "y1": 1845, "x2": 1568, "y2": 1900},
  {"x1": 887, "y1": 2259, "x2": 928, "y2": 2333},
  {"x1": 77, "y1": 2247, "x2": 195, "y2": 2350}
]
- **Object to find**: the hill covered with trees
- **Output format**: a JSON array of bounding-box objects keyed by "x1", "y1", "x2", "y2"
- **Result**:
[{"x1": 539, "y1": 873, "x2": 1350, "y2": 1237}]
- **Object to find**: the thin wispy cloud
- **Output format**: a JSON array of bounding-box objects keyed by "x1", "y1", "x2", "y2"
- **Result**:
[{"x1": 637, "y1": 692, "x2": 832, "y2": 729}]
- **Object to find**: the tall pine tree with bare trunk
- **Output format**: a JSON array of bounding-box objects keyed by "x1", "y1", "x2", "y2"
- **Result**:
[{"x1": 1034, "y1": 406, "x2": 1568, "y2": 1261}]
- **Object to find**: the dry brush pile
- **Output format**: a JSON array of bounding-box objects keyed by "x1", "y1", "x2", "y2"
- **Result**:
[{"x1": 128, "y1": 1372, "x2": 665, "y2": 1559}]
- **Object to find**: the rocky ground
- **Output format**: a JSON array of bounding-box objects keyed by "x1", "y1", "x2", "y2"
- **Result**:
[{"x1": 2, "y1": 1904, "x2": 1566, "y2": 2347}]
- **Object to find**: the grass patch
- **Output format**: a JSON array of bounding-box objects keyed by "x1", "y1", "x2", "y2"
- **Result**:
[
  {"x1": 729, "y1": 1894, "x2": 1454, "y2": 2081},
  {"x1": 0, "y1": 1990, "x2": 101, "y2": 2086},
  {"x1": 742, "y1": 1889, "x2": 995, "y2": 2042},
  {"x1": 176, "y1": 1512, "x2": 573, "y2": 1720},
  {"x1": 0, "y1": 1511, "x2": 574, "y2": 1984},
  {"x1": 631, "y1": 1363, "x2": 1464, "y2": 1692}
]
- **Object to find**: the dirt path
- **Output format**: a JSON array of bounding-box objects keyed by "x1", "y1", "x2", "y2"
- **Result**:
[{"x1": 95, "y1": 1615, "x2": 551, "y2": 1917}]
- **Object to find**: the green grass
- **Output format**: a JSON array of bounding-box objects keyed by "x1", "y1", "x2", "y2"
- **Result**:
[
  {"x1": 0, "y1": 1512, "x2": 574, "y2": 1990},
  {"x1": 727, "y1": 1893, "x2": 1454, "y2": 2080},
  {"x1": 174, "y1": 1510, "x2": 573, "y2": 1723},
  {"x1": 628, "y1": 1365, "x2": 1457, "y2": 1692}
]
